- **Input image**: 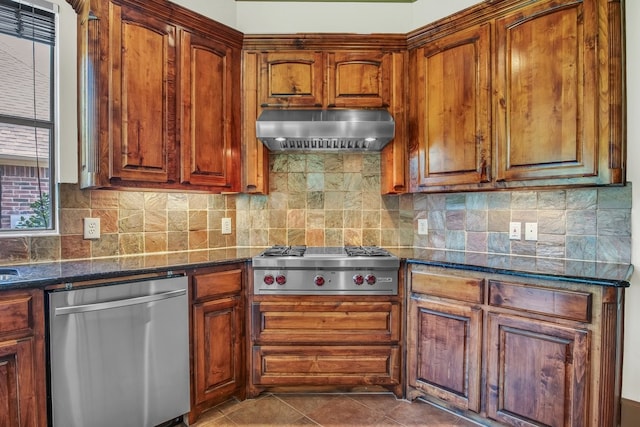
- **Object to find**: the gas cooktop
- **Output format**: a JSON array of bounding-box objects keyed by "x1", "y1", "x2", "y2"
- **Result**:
[{"x1": 252, "y1": 246, "x2": 399, "y2": 295}]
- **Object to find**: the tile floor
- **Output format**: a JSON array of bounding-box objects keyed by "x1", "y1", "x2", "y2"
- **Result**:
[{"x1": 191, "y1": 393, "x2": 480, "y2": 426}]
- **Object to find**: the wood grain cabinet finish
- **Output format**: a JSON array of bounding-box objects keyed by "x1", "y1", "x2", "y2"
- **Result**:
[
  {"x1": 407, "y1": 298, "x2": 482, "y2": 412},
  {"x1": 0, "y1": 289, "x2": 46, "y2": 427},
  {"x1": 407, "y1": 265, "x2": 625, "y2": 427},
  {"x1": 189, "y1": 264, "x2": 245, "y2": 424},
  {"x1": 72, "y1": 0, "x2": 243, "y2": 192},
  {"x1": 407, "y1": 0, "x2": 624, "y2": 192},
  {"x1": 487, "y1": 312, "x2": 589, "y2": 427},
  {"x1": 409, "y1": 23, "x2": 491, "y2": 191},
  {"x1": 249, "y1": 295, "x2": 403, "y2": 398},
  {"x1": 242, "y1": 36, "x2": 407, "y2": 194}
]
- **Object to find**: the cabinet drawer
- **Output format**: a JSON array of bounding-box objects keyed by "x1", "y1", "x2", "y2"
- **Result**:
[
  {"x1": 0, "y1": 293, "x2": 33, "y2": 336},
  {"x1": 488, "y1": 280, "x2": 592, "y2": 322},
  {"x1": 411, "y1": 271, "x2": 484, "y2": 304},
  {"x1": 252, "y1": 345, "x2": 400, "y2": 386},
  {"x1": 193, "y1": 268, "x2": 242, "y2": 300},
  {"x1": 252, "y1": 301, "x2": 400, "y2": 344}
]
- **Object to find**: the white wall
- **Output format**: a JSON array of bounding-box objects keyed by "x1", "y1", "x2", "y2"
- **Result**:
[
  {"x1": 168, "y1": 0, "x2": 237, "y2": 28},
  {"x1": 234, "y1": 0, "x2": 478, "y2": 34},
  {"x1": 53, "y1": 0, "x2": 77, "y2": 183},
  {"x1": 623, "y1": 0, "x2": 639, "y2": 402}
]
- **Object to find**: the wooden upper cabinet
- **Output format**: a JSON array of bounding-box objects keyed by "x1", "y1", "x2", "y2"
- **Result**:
[
  {"x1": 180, "y1": 31, "x2": 241, "y2": 191},
  {"x1": 109, "y1": 4, "x2": 176, "y2": 184},
  {"x1": 243, "y1": 38, "x2": 407, "y2": 195},
  {"x1": 495, "y1": 0, "x2": 597, "y2": 183},
  {"x1": 326, "y1": 51, "x2": 392, "y2": 108},
  {"x1": 258, "y1": 51, "x2": 324, "y2": 108},
  {"x1": 74, "y1": 0, "x2": 243, "y2": 192},
  {"x1": 409, "y1": 24, "x2": 491, "y2": 191},
  {"x1": 408, "y1": 0, "x2": 624, "y2": 192}
]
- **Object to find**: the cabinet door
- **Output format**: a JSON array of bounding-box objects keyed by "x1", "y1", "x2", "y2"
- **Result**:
[
  {"x1": 487, "y1": 312, "x2": 589, "y2": 427},
  {"x1": 109, "y1": 3, "x2": 176, "y2": 183},
  {"x1": 409, "y1": 24, "x2": 491, "y2": 191},
  {"x1": 179, "y1": 30, "x2": 240, "y2": 191},
  {"x1": 326, "y1": 51, "x2": 391, "y2": 108},
  {"x1": 259, "y1": 51, "x2": 324, "y2": 107},
  {"x1": 495, "y1": 0, "x2": 597, "y2": 182},
  {"x1": 408, "y1": 297, "x2": 482, "y2": 412},
  {"x1": 0, "y1": 289, "x2": 45, "y2": 427},
  {"x1": 193, "y1": 296, "x2": 244, "y2": 406}
]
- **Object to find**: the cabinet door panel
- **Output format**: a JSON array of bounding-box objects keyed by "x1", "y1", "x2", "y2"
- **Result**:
[
  {"x1": 495, "y1": 1, "x2": 596, "y2": 181},
  {"x1": 487, "y1": 313, "x2": 589, "y2": 427},
  {"x1": 0, "y1": 339, "x2": 39, "y2": 427},
  {"x1": 410, "y1": 24, "x2": 491, "y2": 190},
  {"x1": 327, "y1": 51, "x2": 391, "y2": 108},
  {"x1": 180, "y1": 31, "x2": 240, "y2": 190},
  {"x1": 408, "y1": 298, "x2": 482, "y2": 412},
  {"x1": 110, "y1": 5, "x2": 176, "y2": 183},
  {"x1": 259, "y1": 52, "x2": 324, "y2": 107},
  {"x1": 193, "y1": 296, "x2": 243, "y2": 406}
]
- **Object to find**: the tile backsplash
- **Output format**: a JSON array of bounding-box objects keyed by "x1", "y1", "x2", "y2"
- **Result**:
[{"x1": 0, "y1": 153, "x2": 632, "y2": 265}]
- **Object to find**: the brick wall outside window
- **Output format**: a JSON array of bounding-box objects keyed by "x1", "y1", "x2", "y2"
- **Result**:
[{"x1": 0, "y1": 165, "x2": 50, "y2": 229}]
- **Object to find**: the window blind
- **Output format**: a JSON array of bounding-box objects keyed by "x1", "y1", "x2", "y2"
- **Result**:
[{"x1": 0, "y1": 0, "x2": 55, "y2": 45}]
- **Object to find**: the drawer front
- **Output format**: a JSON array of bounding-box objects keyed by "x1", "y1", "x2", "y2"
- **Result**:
[
  {"x1": 411, "y1": 271, "x2": 484, "y2": 304},
  {"x1": 252, "y1": 345, "x2": 400, "y2": 386},
  {"x1": 252, "y1": 301, "x2": 400, "y2": 344},
  {"x1": 488, "y1": 280, "x2": 592, "y2": 322},
  {"x1": 193, "y1": 268, "x2": 242, "y2": 300},
  {"x1": 0, "y1": 293, "x2": 33, "y2": 336}
]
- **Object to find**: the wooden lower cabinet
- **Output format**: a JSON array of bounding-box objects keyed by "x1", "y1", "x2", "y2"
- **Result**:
[
  {"x1": 189, "y1": 264, "x2": 245, "y2": 423},
  {"x1": 407, "y1": 264, "x2": 624, "y2": 427},
  {"x1": 249, "y1": 297, "x2": 403, "y2": 397},
  {"x1": 407, "y1": 298, "x2": 482, "y2": 412},
  {"x1": 0, "y1": 289, "x2": 46, "y2": 427},
  {"x1": 486, "y1": 312, "x2": 589, "y2": 427}
]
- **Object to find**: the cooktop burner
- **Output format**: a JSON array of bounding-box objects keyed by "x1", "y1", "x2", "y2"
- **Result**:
[
  {"x1": 262, "y1": 245, "x2": 306, "y2": 257},
  {"x1": 257, "y1": 245, "x2": 393, "y2": 258}
]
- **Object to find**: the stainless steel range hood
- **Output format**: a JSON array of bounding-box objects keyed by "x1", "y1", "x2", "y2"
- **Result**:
[{"x1": 256, "y1": 109, "x2": 395, "y2": 152}]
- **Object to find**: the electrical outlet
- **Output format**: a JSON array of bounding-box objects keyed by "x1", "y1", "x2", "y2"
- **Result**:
[
  {"x1": 418, "y1": 219, "x2": 428, "y2": 235},
  {"x1": 221, "y1": 217, "x2": 232, "y2": 235},
  {"x1": 525, "y1": 222, "x2": 538, "y2": 241},
  {"x1": 83, "y1": 218, "x2": 100, "y2": 240},
  {"x1": 509, "y1": 222, "x2": 521, "y2": 240}
]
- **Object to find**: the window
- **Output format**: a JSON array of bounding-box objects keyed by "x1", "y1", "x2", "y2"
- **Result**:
[{"x1": 0, "y1": 0, "x2": 56, "y2": 232}]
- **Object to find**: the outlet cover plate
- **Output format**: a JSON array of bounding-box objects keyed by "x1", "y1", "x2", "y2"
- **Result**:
[{"x1": 83, "y1": 218, "x2": 100, "y2": 240}]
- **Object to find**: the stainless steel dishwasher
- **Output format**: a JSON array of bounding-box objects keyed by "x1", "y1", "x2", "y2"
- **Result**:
[{"x1": 49, "y1": 275, "x2": 190, "y2": 427}]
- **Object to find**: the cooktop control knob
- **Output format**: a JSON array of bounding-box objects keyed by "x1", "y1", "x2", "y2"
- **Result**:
[
  {"x1": 263, "y1": 274, "x2": 275, "y2": 285},
  {"x1": 365, "y1": 274, "x2": 376, "y2": 285},
  {"x1": 314, "y1": 275, "x2": 325, "y2": 286},
  {"x1": 353, "y1": 274, "x2": 364, "y2": 285},
  {"x1": 276, "y1": 274, "x2": 286, "y2": 285}
]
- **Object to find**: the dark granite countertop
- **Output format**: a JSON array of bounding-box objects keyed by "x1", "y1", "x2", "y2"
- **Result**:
[
  {"x1": 392, "y1": 247, "x2": 633, "y2": 288},
  {"x1": 0, "y1": 247, "x2": 263, "y2": 291},
  {"x1": 0, "y1": 247, "x2": 633, "y2": 291}
]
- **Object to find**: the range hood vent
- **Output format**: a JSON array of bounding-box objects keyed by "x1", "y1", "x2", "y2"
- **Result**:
[{"x1": 256, "y1": 109, "x2": 395, "y2": 152}]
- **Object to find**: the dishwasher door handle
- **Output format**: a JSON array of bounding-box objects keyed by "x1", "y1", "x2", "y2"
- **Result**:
[{"x1": 54, "y1": 289, "x2": 187, "y2": 316}]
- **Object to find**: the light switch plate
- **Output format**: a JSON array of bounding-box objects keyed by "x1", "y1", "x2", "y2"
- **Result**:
[
  {"x1": 509, "y1": 222, "x2": 521, "y2": 240},
  {"x1": 222, "y1": 217, "x2": 232, "y2": 235},
  {"x1": 83, "y1": 217, "x2": 100, "y2": 240},
  {"x1": 418, "y1": 219, "x2": 428, "y2": 235},
  {"x1": 525, "y1": 222, "x2": 538, "y2": 241}
]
